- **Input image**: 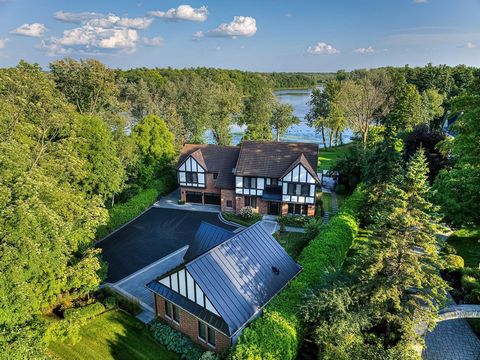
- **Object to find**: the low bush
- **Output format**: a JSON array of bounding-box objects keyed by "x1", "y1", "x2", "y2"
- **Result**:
[
  {"x1": 443, "y1": 254, "x2": 464, "y2": 269},
  {"x1": 178, "y1": 199, "x2": 186, "y2": 205},
  {"x1": 150, "y1": 321, "x2": 204, "y2": 360},
  {"x1": 222, "y1": 211, "x2": 262, "y2": 227},
  {"x1": 98, "y1": 287, "x2": 142, "y2": 315},
  {"x1": 239, "y1": 206, "x2": 254, "y2": 219},
  {"x1": 45, "y1": 302, "x2": 106, "y2": 344},
  {"x1": 277, "y1": 215, "x2": 310, "y2": 228},
  {"x1": 231, "y1": 188, "x2": 365, "y2": 360},
  {"x1": 97, "y1": 173, "x2": 176, "y2": 238}
]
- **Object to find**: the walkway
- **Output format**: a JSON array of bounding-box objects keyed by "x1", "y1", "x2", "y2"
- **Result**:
[
  {"x1": 322, "y1": 191, "x2": 339, "y2": 224},
  {"x1": 155, "y1": 188, "x2": 220, "y2": 213},
  {"x1": 423, "y1": 302, "x2": 480, "y2": 359}
]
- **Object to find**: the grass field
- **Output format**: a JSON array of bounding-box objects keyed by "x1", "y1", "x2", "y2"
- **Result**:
[
  {"x1": 446, "y1": 229, "x2": 480, "y2": 268},
  {"x1": 317, "y1": 144, "x2": 354, "y2": 171},
  {"x1": 276, "y1": 232, "x2": 312, "y2": 260},
  {"x1": 48, "y1": 310, "x2": 179, "y2": 360}
]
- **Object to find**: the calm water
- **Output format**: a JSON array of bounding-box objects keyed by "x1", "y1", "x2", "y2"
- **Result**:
[{"x1": 205, "y1": 88, "x2": 352, "y2": 146}]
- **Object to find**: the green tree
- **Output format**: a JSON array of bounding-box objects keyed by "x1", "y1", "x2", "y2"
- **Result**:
[
  {"x1": 50, "y1": 58, "x2": 121, "y2": 115},
  {"x1": 389, "y1": 75, "x2": 424, "y2": 132},
  {"x1": 420, "y1": 88, "x2": 445, "y2": 127},
  {"x1": 0, "y1": 62, "x2": 107, "y2": 359},
  {"x1": 434, "y1": 95, "x2": 480, "y2": 227},
  {"x1": 270, "y1": 101, "x2": 299, "y2": 142},
  {"x1": 209, "y1": 82, "x2": 242, "y2": 145},
  {"x1": 362, "y1": 149, "x2": 448, "y2": 347},
  {"x1": 131, "y1": 115, "x2": 176, "y2": 185}
]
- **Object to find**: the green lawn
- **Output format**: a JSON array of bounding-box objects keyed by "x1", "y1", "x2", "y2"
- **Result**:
[
  {"x1": 276, "y1": 232, "x2": 312, "y2": 260},
  {"x1": 317, "y1": 144, "x2": 354, "y2": 171},
  {"x1": 48, "y1": 310, "x2": 179, "y2": 360},
  {"x1": 446, "y1": 229, "x2": 480, "y2": 268},
  {"x1": 321, "y1": 192, "x2": 346, "y2": 214}
]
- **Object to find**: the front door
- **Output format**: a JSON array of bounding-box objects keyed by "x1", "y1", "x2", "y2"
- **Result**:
[{"x1": 268, "y1": 202, "x2": 279, "y2": 215}]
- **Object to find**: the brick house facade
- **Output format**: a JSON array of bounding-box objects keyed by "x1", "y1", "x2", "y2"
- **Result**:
[{"x1": 177, "y1": 141, "x2": 320, "y2": 216}]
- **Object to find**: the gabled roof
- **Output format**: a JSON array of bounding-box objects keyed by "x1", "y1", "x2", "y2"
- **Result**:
[
  {"x1": 183, "y1": 222, "x2": 234, "y2": 262},
  {"x1": 177, "y1": 144, "x2": 240, "y2": 189},
  {"x1": 235, "y1": 141, "x2": 319, "y2": 178},
  {"x1": 147, "y1": 222, "x2": 302, "y2": 337},
  {"x1": 280, "y1": 153, "x2": 321, "y2": 183}
]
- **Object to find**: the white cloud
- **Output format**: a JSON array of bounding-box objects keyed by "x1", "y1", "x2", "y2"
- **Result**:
[
  {"x1": 39, "y1": 38, "x2": 71, "y2": 56},
  {"x1": 142, "y1": 36, "x2": 163, "y2": 46},
  {"x1": 192, "y1": 31, "x2": 204, "y2": 41},
  {"x1": 54, "y1": 11, "x2": 103, "y2": 23},
  {"x1": 353, "y1": 46, "x2": 375, "y2": 54},
  {"x1": 307, "y1": 42, "x2": 339, "y2": 55},
  {"x1": 207, "y1": 16, "x2": 257, "y2": 38},
  {"x1": 0, "y1": 37, "x2": 7, "y2": 48},
  {"x1": 413, "y1": 0, "x2": 428, "y2": 3},
  {"x1": 148, "y1": 5, "x2": 208, "y2": 22},
  {"x1": 466, "y1": 42, "x2": 477, "y2": 49},
  {"x1": 55, "y1": 11, "x2": 153, "y2": 30},
  {"x1": 285, "y1": 13, "x2": 292, "y2": 17},
  {"x1": 10, "y1": 23, "x2": 47, "y2": 37}
]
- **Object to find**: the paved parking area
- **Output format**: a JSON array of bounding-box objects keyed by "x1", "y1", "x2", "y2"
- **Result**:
[{"x1": 97, "y1": 207, "x2": 237, "y2": 283}]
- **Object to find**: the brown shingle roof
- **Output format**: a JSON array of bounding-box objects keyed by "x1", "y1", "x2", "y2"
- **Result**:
[
  {"x1": 178, "y1": 144, "x2": 240, "y2": 189},
  {"x1": 235, "y1": 141, "x2": 319, "y2": 179}
]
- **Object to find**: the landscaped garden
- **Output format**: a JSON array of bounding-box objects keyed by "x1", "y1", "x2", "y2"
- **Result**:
[
  {"x1": 221, "y1": 207, "x2": 263, "y2": 227},
  {"x1": 48, "y1": 310, "x2": 179, "y2": 360},
  {"x1": 317, "y1": 144, "x2": 354, "y2": 171}
]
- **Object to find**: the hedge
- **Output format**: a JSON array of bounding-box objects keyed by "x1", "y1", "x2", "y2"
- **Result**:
[
  {"x1": 230, "y1": 188, "x2": 365, "y2": 360},
  {"x1": 97, "y1": 174, "x2": 176, "y2": 238}
]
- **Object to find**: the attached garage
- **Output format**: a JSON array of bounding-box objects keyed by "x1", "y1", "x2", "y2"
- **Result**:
[
  {"x1": 204, "y1": 193, "x2": 221, "y2": 205},
  {"x1": 186, "y1": 191, "x2": 203, "y2": 204}
]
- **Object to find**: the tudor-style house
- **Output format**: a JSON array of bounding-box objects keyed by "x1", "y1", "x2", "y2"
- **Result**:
[
  {"x1": 147, "y1": 221, "x2": 302, "y2": 353},
  {"x1": 177, "y1": 141, "x2": 320, "y2": 216}
]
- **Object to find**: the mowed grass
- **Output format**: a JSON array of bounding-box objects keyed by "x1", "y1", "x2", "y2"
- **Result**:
[
  {"x1": 446, "y1": 229, "x2": 480, "y2": 268},
  {"x1": 48, "y1": 310, "x2": 179, "y2": 360},
  {"x1": 317, "y1": 144, "x2": 354, "y2": 171},
  {"x1": 277, "y1": 232, "x2": 312, "y2": 260}
]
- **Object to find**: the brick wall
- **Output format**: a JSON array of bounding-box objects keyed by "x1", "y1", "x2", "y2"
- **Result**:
[{"x1": 154, "y1": 294, "x2": 231, "y2": 354}]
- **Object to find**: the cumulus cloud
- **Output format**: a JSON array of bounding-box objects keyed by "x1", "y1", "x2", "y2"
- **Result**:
[
  {"x1": 353, "y1": 46, "x2": 375, "y2": 54},
  {"x1": 0, "y1": 38, "x2": 7, "y2": 48},
  {"x1": 307, "y1": 42, "x2": 339, "y2": 55},
  {"x1": 207, "y1": 16, "x2": 257, "y2": 38},
  {"x1": 10, "y1": 23, "x2": 47, "y2": 37},
  {"x1": 44, "y1": 11, "x2": 159, "y2": 55},
  {"x1": 148, "y1": 5, "x2": 208, "y2": 22},
  {"x1": 142, "y1": 36, "x2": 163, "y2": 46}
]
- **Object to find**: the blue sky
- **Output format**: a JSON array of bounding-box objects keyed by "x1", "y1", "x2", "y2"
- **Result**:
[{"x1": 0, "y1": 0, "x2": 479, "y2": 71}]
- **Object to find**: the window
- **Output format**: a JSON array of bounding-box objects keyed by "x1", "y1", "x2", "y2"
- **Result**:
[
  {"x1": 226, "y1": 200, "x2": 233, "y2": 208},
  {"x1": 213, "y1": 172, "x2": 218, "y2": 180},
  {"x1": 243, "y1": 177, "x2": 257, "y2": 189},
  {"x1": 271, "y1": 178, "x2": 278, "y2": 186},
  {"x1": 244, "y1": 196, "x2": 257, "y2": 208},
  {"x1": 287, "y1": 183, "x2": 310, "y2": 196},
  {"x1": 288, "y1": 204, "x2": 309, "y2": 215},
  {"x1": 198, "y1": 321, "x2": 206, "y2": 341},
  {"x1": 173, "y1": 304, "x2": 180, "y2": 323},
  {"x1": 165, "y1": 300, "x2": 171, "y2": 319},
  {"x1": 186, "y1": 172, "x2": 198, "y2": 183},
  {"x1": 207, "y1": 326, "x2": 216, "y2": 347}
]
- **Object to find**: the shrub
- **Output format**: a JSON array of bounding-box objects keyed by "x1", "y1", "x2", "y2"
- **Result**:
[
  {"x1": 461, "y1": 275, "x2": 479, "y2": 292},
  {"x1": 150, "y1": 321, "x2": 203, "y2": 360},
  {"x1": 230, "y1": 188, "x2": 365, "y2": 360},
  {"x1": 222, "y1": 211, "x2": 262, "y2": 227},
  {"x1": 99, "y1": 287, "x2": 142, "y2": 315},
  {"x1": 97, "y1": 173, "x2": 176, "y2": 238},
  {"x1": 178, "y1": 199, "x2": 186, "y2": 205},
  {"x1": 443, "y1": 254, "x2": 464, "y2": 269},
  {"x1": 442, "y1": 243, "x2": 457, "y2": 255},
  {"x1": 277, "y1": 215, "x2": 310, "y2": 228},
  {"x1": 199, "y1": 351, "x2": 218, "y2": 360},
  {"x1": 239, "y1": 206, "x2": 254, "y2": 220}
]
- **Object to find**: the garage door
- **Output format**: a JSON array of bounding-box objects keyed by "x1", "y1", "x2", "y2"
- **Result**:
[
  {"x1": 204, "y1": 193, "x2": 221, "y2": 205},
  {"x1": 186, "y1": 191, "x2": 203, "y2": 204}
]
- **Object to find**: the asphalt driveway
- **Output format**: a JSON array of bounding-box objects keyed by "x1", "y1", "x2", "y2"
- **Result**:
[{"x1": 98, "y1": 207, "x2": 237, "y2": 283}]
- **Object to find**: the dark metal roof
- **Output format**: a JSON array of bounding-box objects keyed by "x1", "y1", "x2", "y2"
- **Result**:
[
  {"x1": 177, "y1": 144, "x2": 240, "y2": 189},
  {"x1": 235, "y1": 141, "x2": 319, "y2": 179},
  {"x1": 186, "y1": 222, "x2": 302, "y2": 336},
  {"x1": 183, "y1": 221, "x2": 234, "y2": 262},
  {"x1": 146, "y1": 281, "x2": 230, "y2": 335}
]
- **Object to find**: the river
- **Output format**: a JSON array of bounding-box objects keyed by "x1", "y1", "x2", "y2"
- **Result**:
[{"x1": 205, "y1": 88, "x2": 353, "y2": 146}]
